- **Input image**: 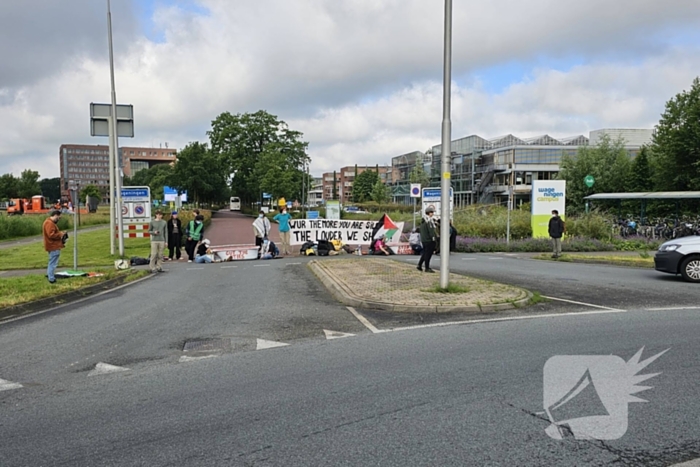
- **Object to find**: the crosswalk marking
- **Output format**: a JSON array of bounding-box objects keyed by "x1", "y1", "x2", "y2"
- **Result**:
[{"x1": 0, "y1": 378, "x2": 23, "y2": 392}]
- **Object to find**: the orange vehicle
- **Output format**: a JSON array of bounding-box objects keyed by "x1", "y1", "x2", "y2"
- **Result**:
[{"x1": 7, "y1": 196, "x2": 52, "y2": 215}]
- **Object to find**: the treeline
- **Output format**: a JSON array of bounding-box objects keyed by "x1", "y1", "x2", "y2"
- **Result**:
[
  {"x1": 0, "y1": 170, "x2": 60, "y2": 202},
  {"x1": 560, "y1": 77, "x2": 700, "y2": 214}
]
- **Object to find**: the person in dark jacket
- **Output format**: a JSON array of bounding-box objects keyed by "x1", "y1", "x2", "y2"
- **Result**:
[
  {"x1": 166, "y1": 211, "x2": 183, "y2": 260},
  {"x1": 548, "y1": 210, "x2": 566, "y2": 258},
  {"x1": 417, "y1": 207, "x2": 437, "y2": 273},
  {"x1": 449, "y1": 221, "x2": 458, "y2": 252}
]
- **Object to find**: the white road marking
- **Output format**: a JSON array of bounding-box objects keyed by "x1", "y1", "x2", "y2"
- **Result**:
[
  {"x1": 187, "y1": 267, "x2": 204, "y2": 270},
  {"x1": 462, "y1": 258, "x2": 477, "y2": 261},
  {"x1": 286, "y1": 262, "x2": 302, "y2": 265},
  {"x1": 179, "y1": 355, "x2": 218, "y2": 363},
  {"x1": 0, "y1": 378, "x2": 23, "y2": 392},
  {"x1": 256, "y1": 338, "x2": 290, "y2": 350},
  {"x1": 346, "y1": 307, "x2": 381, "y2": 334},
  {"x1": 485, "y1": 257, "x2": 503, "y2": 260},
  {"x1": 88, "y1": 362, "x2": 130, "y2": 377},
  {"x1": 323, "y1": 329, "x2": 356, "y2": 340},
  {"x1": 541, "y1": 295, "x2": 626, "y2": 312},
  {"x1": 254, "y1": 264, "x2": 269, "y2": 267},
  {"x1": 645, "y1": 306, "x2": 700, "y2": 311},
  {"x1": 670, "y1": 458, "x2": 700, "y2": 467},
  {"x1": 386, "y1": 308, "x2": 629, "y2": 333},
  {"x1": 220, "y1": 265, "x2": 237, "y2": 269}
]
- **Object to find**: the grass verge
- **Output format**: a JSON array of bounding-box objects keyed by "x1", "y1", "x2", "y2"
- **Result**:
[
  {"x1": 0, "y1": 228, "x2": 151, "y2": 270},
  {"x1": 423, "y1": 283, "x2": 472, "y2": 294},
  {"x1": 532, "y1": 253, "x2": 654, "y2": 268},
  {"x1": 0, "y1": 269, "x2": 149, "y2": 308}
]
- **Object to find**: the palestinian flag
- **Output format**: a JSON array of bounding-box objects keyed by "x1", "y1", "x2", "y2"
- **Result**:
[{"x1": 371, "y1": 214, "x2": 399, "y2": 243}]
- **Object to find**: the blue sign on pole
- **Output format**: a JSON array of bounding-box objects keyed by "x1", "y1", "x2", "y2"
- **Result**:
[
  {"x1": 307, "y1": 211, "x2": 319, "y2": 219},
  {"x1": 286, "y1": 202, "x2": 292, "y2": 208},
  {"x1": 262, "y1": 193, "x2": 272, "y2": 199}
]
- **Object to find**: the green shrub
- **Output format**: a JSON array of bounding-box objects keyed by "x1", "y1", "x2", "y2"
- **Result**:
[
  {"x1": 452, "y1": 205, "x2": 531, "y2": 240},
  {"x1": 565, "y1": 213, "x2": 612, "y2": 240}
]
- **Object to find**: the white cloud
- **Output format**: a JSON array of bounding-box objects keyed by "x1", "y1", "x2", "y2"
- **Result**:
[{"x1": 1, "y1": 0, "x2": 699, "y2": 178}]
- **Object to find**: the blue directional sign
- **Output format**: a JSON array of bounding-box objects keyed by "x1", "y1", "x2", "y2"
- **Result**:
[
  {"x1": 307, "y1": 211, "x2": 319, "y2": 219},
  {"x1": 121, "y1": 186, "x2": 150, "y2": 202}
]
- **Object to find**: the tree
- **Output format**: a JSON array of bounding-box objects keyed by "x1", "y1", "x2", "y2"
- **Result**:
[
  {"x1": 0, "y1": 173, "x2": 19, "y2": 200},
  {"x1": 208, "y1": 110, "x2": 310, "y2": 204},
  {"x1": 630, "y1": 146, "x2": 653, "y2": 192},
  {"x1": 370, "y1": 179, "x2": 389, "y2": 203},
  {"x1": 17, "y1": 169, "x2": 41, "y2": 198},
  {"x1": 80, "y1": 184, "x2": 102, "y2": 203},
  {"x1": 650, "y1": 77, "x2": 700, "y2": 191},
  {"x1": 39, "y1": 177, "x2": 61, "y2": 202},
  {"x1": 171, "y1": 142, "x2": 228, "y2": 204},
  {"x1": 409, "y1": 165, "x2": 430, "y2": 187},
  {"x1": 125, "y1": 164, "x2": 176, "y2": 200},
  {"x1": 352, "y1": 170, "x2": 379, "y2": 203},
  {"x1": 558, "y1": 134, "x2": 632, "y2": 213}
]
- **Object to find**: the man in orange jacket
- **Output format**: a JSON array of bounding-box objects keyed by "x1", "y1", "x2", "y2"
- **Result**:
[{"x1": 43, "y1": 210, "x2": 65, "y2": 283}]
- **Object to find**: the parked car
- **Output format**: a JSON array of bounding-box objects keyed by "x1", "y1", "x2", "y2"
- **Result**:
[{"x1": 654, "y1": 235, "x2": 700, "y2": 282}]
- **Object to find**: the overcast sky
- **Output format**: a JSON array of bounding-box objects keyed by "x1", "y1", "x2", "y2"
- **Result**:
[{"x1": 1, "y1": 0, "x2": 700, "y2": 179}]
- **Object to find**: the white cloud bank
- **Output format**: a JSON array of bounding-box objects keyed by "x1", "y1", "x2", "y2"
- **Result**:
[{"x1": 1, "y1": 0, "x2": 699, "y2": 177}]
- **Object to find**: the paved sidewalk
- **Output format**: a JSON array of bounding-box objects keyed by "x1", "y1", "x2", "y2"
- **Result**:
[{"x1": 310, "y1": 257, "x2": 530, "y2": 313}]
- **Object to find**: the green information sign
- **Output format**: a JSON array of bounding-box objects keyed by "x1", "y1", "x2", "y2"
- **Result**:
[{"x1": 584, "y1": 175, "x2": 595, "y2": 188}]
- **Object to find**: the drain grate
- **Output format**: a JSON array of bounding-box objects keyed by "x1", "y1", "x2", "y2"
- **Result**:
[{"x1": 183, "y1": 338, "x2": 231, "y2": 352}]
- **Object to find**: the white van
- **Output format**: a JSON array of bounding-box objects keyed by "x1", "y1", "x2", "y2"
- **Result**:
[{"x1": 229, "y1": 197, "x2": 241, "y2": 211}]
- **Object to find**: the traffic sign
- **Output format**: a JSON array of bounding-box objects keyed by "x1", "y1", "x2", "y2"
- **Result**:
[
  {"x1": 134, "y1": 204, "x2": 145, "y2": 216},
  {"x1": 410, "y1": 183, "x2": 421, "y2": 198},
  {"x1": 422, "y1": 187, "x2": 454, "y2": 219},
  {"x1": 121, "y1": 205, "x2": 128, "y2": 216},
  {"x1": 584, "y1": 175, "x2": 595, "y2": 188}
]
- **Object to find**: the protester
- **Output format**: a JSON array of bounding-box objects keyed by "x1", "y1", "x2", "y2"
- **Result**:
[
  {"x1": 408, "y1": 228, "x2": 423, "y2": 255},
  {"x1": 260, "y1": 239, "x2": 280, "y2": 259},
  {"x1": 373, "y1": 235, "x2": 391, "y2": 256},
  {"x1": 43, "y1": 210, "x2": 65, "y2": 284},
  {"x1": 273, "y1": 207, "x2": 292, "y2": 255},
  {"x1": 253, "y1": 210, "x2": 271, "y2": 251},
  {"x1": 185, "y1": 214, "x2": 205, "y2": 262},
  {"x1": 417, "y1": 207, "x2": 437, "y2": 273},
  {"x1": 195, "y1": 238, "x2": 214, "y2": 263},
  {"x1": 148, "y1": 210, "x2": 167, "y2": 273},
  {"x1": 548, "y1": 209, "x2": 566, "y2": 258},
  {"x1": 166, "y1": 211, "x2": 183, "y2": 261}
]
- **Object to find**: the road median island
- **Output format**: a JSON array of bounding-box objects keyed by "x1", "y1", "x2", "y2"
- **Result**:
[
  {"x1": 0, "y1": 270, "x2": 151, "y2": 322},
  {"x1": 309, "y1": 257, "x2": 531, "y2": 313}
]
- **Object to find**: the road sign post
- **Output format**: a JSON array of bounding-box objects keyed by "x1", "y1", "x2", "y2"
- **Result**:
[
  {"x1": 439, "y1": 0, "x2": 453, "y2": 288},
  {"x1": 410, "y1": 183, "x2": 421, "y2": 230}
]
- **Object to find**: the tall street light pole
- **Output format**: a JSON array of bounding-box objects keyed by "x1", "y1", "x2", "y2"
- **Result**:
[
  {"x1": 107, "y1": 0, "x2": 125, "y2": 257},
  {"x1": 439, "y1": 0, "x2": 453, "y2": 288}
]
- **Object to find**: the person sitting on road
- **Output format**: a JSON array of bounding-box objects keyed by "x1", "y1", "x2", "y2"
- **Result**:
[
  {"x1": 373, "y1": 235, "x2": 391, "y2": 256},
  {"x1": 194, "y1": 239, "x2": 214, "y2": 263},
  {"x1": 260, "y1": 239, "x2": 280, "y2": 259},
  {"x1": 409, "y1": 229, "x2": 423, "y2": 255}
]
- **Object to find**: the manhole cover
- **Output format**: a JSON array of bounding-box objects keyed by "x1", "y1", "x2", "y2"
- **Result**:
[{"x1": 183, "y1": 338, "x2": 231, "y2": 352}]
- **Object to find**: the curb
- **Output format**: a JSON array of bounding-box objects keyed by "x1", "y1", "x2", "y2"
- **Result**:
[
  {"x1": 308, "y1": 260, "x2": 532, "y2": 313},
  {"x1": 0, "y1": 272, "x2": 154, "y2": 324}
]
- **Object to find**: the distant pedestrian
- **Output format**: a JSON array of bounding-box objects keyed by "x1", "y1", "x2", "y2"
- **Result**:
[
  {"x1": 167, "y1": 211, "x2": 183, "y2": 261},
  {"x1": 417, "y1": 207, "x2": 437, "y2": 273},
  {"x1": 548, "y1": 210, "x2": 566, "y2": 258},
  {"x1": 253, "y1": 210, "x2": 271, "y2": 252},
  {"x1": 195, "y1": 239, "x2": 214, "y2": 263},
  {"x1": 148, "y1": 210, "x2": 167, "y2": 273},
  {"x1": 185, "y1": 214, "x2": 205, "y2": 262},
  {"x1": 43, "y1": 210, "x2": 65, "y2": 284},
  {"x1": 273, "y1": 207, "x2": 292, "y2": 255}
]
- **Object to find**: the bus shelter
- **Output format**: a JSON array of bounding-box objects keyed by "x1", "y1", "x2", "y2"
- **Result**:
[{"x1": 584, "y1": 191, "x2": 700, "y2": 224}]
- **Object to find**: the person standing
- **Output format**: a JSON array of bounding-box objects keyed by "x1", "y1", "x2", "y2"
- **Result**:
[
  {"x1": 148, "y1": 210, "x2": 167, "y2": 273},
  {"x1": 548, "y1": 209, "x2": 566, "y2": 258},
  {"x1": 449, "y1": 221, "x2": 458, "y2": 252},
  {"x1": 417, "y1": 207, "x2": 437, "y2": 273},
  {"x1": 167, "y1": 211, "x2": 183, "y2": 261},
  {"x1": 273, "y1": 207, "x2": 292, "y2": 255},
  {"x1": 253, "y1": 210, "x2": 271, "y2": 251},
  {"x1": 43, "y1": 210, "x2": 65, "y2": 284},
  {"x1": 185, "y1": 214, "x2": 205, "y2": 262}
]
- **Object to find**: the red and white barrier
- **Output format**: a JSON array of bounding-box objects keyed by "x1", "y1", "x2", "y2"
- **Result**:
[{"x1": 116, "y1": 223, "x2": 151, "y2": 238}]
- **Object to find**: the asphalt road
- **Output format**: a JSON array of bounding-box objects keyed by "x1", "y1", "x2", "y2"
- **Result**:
[{"x1": 1, "y1": 224, "x2": 699, "y2": 466}]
